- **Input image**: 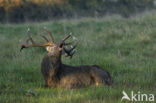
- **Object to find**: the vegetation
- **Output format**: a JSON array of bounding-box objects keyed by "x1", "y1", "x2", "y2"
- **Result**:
[
  {"x1": 0, "y1": 13, "x2": 156, "y2": 103},
  {"x1": 0, "y1": 0, "x2": 155, "y2": 22}
]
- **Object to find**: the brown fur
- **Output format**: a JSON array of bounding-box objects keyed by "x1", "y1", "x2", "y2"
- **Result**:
[
  {"x1": 41, "y1": 47, "x2": 113, "y2": 89},
  {"x1": 20, "y1": 31, "x2": 113, "y2": 89}
]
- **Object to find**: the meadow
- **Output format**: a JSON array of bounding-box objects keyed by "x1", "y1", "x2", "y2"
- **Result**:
[{"x1": 0, "y1": 13, "x2": 156, "y2": 103}]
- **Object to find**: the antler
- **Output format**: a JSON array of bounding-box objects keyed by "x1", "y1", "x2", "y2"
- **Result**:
[
  {"x1": 62, "y1": 37, "x2": 78, "y2": 58},
  {"x1": 44, "y1": 27, "x2": 54, "y2": 43},
  {"x1": 59, "y1": 34, "x2": 71, "y2": 47},
  {"x1": 20, "y1": 28, "x2": 52, "y2": 51},
  {"x1": 20, "y1": 28, "x2": 78, "y2": 58},
  {"x1": 40, "y1": 34, "x2": 49, "y2": 42}
]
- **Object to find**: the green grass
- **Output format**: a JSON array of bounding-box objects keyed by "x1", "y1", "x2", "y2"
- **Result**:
[{"x1": 0, "y1": 14, "x2": 156, "y2": 103}]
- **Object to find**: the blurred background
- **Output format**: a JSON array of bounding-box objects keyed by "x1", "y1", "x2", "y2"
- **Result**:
[{"x1": 0, "y1": 0, "x2": 155, "y2": 23}]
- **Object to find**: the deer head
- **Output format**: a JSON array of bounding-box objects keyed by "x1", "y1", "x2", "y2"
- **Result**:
[{"x1": 20, "y1": 28, "x2": 78, "y2": 58}]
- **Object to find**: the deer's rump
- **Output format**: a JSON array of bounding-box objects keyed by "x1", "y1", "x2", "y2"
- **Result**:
[{"x1": 58, "y1": 64, "x2": 112, "y2": 88}]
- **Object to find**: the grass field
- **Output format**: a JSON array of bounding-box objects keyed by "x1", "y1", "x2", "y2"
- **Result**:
[{"x1": 0, "y1": 13, "x2": 156, "y2": 103}]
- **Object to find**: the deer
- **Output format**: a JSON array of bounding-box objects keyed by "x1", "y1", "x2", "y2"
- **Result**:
[{"x1": 20, "y1": 28, "x2": 113, "y2": 89}]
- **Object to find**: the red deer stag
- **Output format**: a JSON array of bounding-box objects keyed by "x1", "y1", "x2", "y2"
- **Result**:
[{"x1": 20, "y1": 28, "x2": 113, "y2": 88}]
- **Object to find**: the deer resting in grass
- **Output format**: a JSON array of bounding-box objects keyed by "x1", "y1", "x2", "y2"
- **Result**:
[{"x1": 20, "y1": 28, "x2": 113, "y2": 88}]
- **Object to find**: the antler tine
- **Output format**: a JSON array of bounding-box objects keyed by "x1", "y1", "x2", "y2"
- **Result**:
[
  {"x1": 20, "y1": 38, "x2": 29, "y2": 51},
  {"x1": 63, "y1": 42, "x2": 73, "y2": 46},
  {"x1": 20, "y1": 28, "x2": 52, "y2": 51},
  {"x1": 59, "y1": 34, "x2": 71, "y2": 47},
  {"x1": 44, "y1": 27, "x2": 54, "y2": 43},
  {"x1": 63, "y1": 35, "x2": 78, "y2": 46},
  {"x1": 69, "y1": 50, "x2": 76, "y2": 58},
  {"x1": 62, "y1": 34, "x2": 71, "y2": 42},
  {"x1": 63, "y1": 40, "x2": 78, "y2": 58},
  {"x1": 64, "y1": 48, "x2": 76, "y2": 58},
  {"x1": 27, "y1": 28, "x2": 35, "y2": 44},
  {"x1": 64, "y1": 49, "x2": 76, "y2": 58},
  {"x1": 40, "y1": 35, "x2": 49, "y2": 42}
]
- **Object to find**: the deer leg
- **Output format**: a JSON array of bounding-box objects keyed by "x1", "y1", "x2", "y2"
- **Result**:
[
  {"x1": 90, "y1": 66, "x2": 113, "y2": 86},
  {"x1": 91, "y1": 67, "x2": 107, "y2": 86},
  {"x1": 93, "y1": 76, "x2": 104, "y2": 86},
  {"x1": 44, "y1": 78, "x2": 48, "y2": 87}
]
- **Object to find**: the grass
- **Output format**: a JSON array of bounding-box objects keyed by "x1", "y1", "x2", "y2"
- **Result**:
[{"x1": 0, "y1": 14, "x2": 156, "y2": 103}]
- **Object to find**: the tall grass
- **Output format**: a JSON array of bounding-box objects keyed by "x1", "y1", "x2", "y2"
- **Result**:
[{"x1": 0, "y1": 14, "x2": 156, "y2": 103}]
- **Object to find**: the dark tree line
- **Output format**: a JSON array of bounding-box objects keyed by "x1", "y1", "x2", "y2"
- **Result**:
[{"x1": 0, "y1": 0, "x2": 155, "y2": 23}]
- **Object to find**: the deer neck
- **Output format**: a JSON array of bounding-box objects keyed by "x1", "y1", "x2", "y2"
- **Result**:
[
  {"x1": 41, "y1": 52, "x2": 62, "y2": 82},
  {"x1": 46, "y1": 52, "x2": 62, "y2": 68},
  {"x1": 41, "y1": 52, "x2": 62, "y2": 87}
]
